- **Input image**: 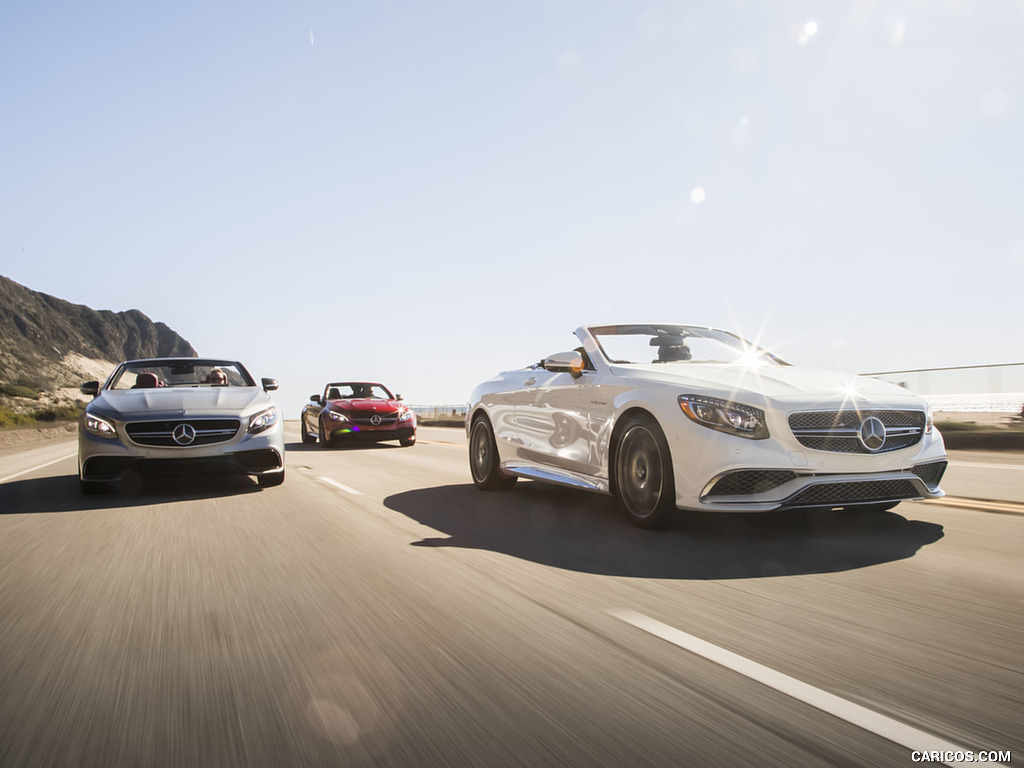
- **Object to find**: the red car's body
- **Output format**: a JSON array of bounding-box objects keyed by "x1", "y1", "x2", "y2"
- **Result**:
[{"x1": 300, "y1": 382, "x2": 416, "y2": 447}]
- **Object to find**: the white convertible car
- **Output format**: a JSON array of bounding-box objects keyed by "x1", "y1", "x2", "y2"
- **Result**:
[{"x1": 467, "y1": 324, "x2": 947, "y2": 528}]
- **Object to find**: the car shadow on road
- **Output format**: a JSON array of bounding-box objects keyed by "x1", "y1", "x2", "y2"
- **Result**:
[
  {"x1": 383, "y1": 482, "x2": 944, "y2": 579},
  {"x1": 285, "y1": 441, "x2": 403, "y2": 453},
  {"x1": 0, "y1": 473, "x2": 263, "y2": 514}
]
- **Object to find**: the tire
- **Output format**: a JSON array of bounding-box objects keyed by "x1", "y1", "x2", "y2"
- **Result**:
[
  {"x1": 469, "y1": 416, "x2": 516, "y2": 490},
  {"x1": 318, "y1": 420, "x2": 330, "y2": 448},
  {"x1": 400, "y1": 435, "x2": 416, "y2": 447},
  {"x1": 300, "y1": 415, "x2": 315, "y2": 444},
  {"x1": 614, "y1": 414, "x2": 676, "y2": 529},
  {"x1": 258, "y1": 468, "x2": 285, "y2": 487}
]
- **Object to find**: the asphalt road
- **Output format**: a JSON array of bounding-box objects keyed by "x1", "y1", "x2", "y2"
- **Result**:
[{"x1": 0, "y1": 425, "x2": 1020, "y2": 768}]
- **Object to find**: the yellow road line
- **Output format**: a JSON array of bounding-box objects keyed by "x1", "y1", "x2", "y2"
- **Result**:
[{"x1": 923, "y1": 497, "x2": 1024, "y2": 516}]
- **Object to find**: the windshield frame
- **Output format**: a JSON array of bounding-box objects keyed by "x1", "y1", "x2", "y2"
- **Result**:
[
  {"x1": 104, "y1": 359, "x2": 256, "y2": 390},
  {"x1": 323, "y1": 382, "x2": 395, "y2": 400},
  {"x1": 584, "y1": 324, "x2": 789, "y2": 367}
]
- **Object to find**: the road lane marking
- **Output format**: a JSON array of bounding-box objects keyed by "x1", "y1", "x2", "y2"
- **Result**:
[
  {"x1": 319, "y1": 477, "x2": 362, "y2": 495},
  {"x1": 923, "y1": 497, "x2": 1024, "y2": 516},
  {"x1": 952, "y1": 462, "x2": 1024, "y2": 471},
  {"x1": 611, "y1": 610, "x2": 1006, "y2": 768},
  {"x1": 0, "y1": 452, "x2": 77, "y2": 485}
]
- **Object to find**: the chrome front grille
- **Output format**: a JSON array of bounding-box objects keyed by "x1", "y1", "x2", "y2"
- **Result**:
[
  {"x1": 788, "y1": 410, "x2": 926, "y2": 454},
  {"x1": 350, "y1": 412, "x2": 398, "y2": 427},
  {"x1": 125, "y1": 419, "x2": 241, "y2": 447}
]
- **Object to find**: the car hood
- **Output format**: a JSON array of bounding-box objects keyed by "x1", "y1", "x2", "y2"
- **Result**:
[
  {"x1": 330, "y1": 399, "x2": 402, "y2": 412},
  {"x1": 92, "y1": 387, "x2": 273, "y2": 419},
  {"x1": 614, "y1": 363, "x2": 920, "y2": 403}
]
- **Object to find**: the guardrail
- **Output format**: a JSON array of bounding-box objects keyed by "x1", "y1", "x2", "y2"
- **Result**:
[
  {"x1": 409, "y1": 404, "x2": 469, "y2": 421},
  {"x1": 864, "y1": 363, "x2": 1024, "y2": 412}
]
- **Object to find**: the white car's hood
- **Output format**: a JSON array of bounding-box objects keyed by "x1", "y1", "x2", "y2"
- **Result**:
[
  {"x1": 93, "y1": 387, "x2": 273, "y2": 418},
  {"x1": 614, "y1": 363, "x2": 919, "y2": 403}
]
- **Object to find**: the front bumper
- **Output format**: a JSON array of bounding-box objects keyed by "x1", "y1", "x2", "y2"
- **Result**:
[
  {"x1": 696, "y1": 461, "x2": 947, "y2": 512},
  {"x1": 665, "y1": 412, "x2": 948, "y2": 512},
  {"x1": 325, "y1": 424, "x2": 415, "y2": 442},
  {"x1": 78, "y1": 419, "x2": 285, "y2": 483}
]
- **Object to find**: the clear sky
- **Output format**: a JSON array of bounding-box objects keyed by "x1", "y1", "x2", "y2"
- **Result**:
[{"x1": 3, "y1": 0, "x2": 1022, "y2": 417}]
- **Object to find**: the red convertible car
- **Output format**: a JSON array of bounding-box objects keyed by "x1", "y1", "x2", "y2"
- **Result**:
[{"x1": 301, "y1": 382, "x2": 417, "y2": 447}]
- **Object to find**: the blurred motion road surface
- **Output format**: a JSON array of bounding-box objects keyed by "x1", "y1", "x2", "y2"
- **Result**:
[{"x1": 1, "y1": 425, "x2": 1020, "y2": 767}]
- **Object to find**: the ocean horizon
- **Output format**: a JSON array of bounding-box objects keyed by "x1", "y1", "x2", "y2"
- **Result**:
[{"x1": 921, "y1": 392, "x2": 1024, "y2": 413}]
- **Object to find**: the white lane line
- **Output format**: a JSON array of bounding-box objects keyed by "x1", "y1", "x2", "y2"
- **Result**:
[
  {"x1": 0, "y1": 452, "x2": 77, "y2": 485},
  {"x1": 319, "y1": 477, "x2": 362, "y2": 495},
  {"x1": 611, "y1": 610, "x2": 1006, "y2": 768},
  {"x1": 952, "y1": 462, "x2": 1024, "y2": 471}
]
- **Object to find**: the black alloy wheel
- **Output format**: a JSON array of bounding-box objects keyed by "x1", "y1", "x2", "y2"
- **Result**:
[
  {"x1": 469, "y1": 416, "x2": 516, "y2": 490},
  {"x1": 615, "y1": 414, "x2": 676, "y2": 529},
  {"x1": 318, "y1": 420, "x2": 330, "y2": 448},
  {"x1": 300, "y1": 415, "x2": 315, "y2": 444}
]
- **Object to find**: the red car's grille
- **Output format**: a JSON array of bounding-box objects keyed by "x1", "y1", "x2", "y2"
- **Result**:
[{"x1": 349, "y1": 412, "x2": 398, "y2": 427}]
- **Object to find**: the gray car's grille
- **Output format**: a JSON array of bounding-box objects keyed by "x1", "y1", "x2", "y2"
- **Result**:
[
  {"x1": 125, "y1": 419, "x2": 241, "y2": 447},
  {"x1": 788, "y1": 410, "x2": 926, "y2": 454},
  {"x1": 784, "y1": 479, "x2": 919, "y2": 508},
  {"x1": 705, "y1": 470, "x2": 798, "y2": 497}
]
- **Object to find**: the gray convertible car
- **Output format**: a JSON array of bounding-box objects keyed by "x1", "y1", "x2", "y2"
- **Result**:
[{"x1": 78, "y1": 358, "x2": 285, "y2": 493}]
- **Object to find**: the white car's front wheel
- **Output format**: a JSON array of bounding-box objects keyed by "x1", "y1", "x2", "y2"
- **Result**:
[
  {"x1": 615, "y1": 415, "x2": 676, "y2": 529},
  {"x1": 469, "y1": 416, "x2": 516, "y2": 490}
]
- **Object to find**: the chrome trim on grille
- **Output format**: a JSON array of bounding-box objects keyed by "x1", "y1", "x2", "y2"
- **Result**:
[
  {"x1": 349, "y1": 413, "x2": 398, "y2": 426},
  {"x1": 125, "y1": 419, "x2": 241, "y2": 447},
  {"x1": 788, "y1": 409, "x2": 926, "y2": 454}
]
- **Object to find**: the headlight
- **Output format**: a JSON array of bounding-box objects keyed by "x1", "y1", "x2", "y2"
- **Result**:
[
  {"x1": 398, "y1": 408, "x2": 415, "y2": 422},
  {"x1": 678, "y1": 395, "x2": 769, "y2": 439},
  {"x1": 248, "y1": 406, "x2": 279, "y2": 434},
  {"x1": 924, "y1": 403, "x2": 934, "y2": 434},
  {"x1": 84, "y1": 412, "x2": 118, "y2": 439},
  {"x1": 327, "y1": 410, "x2": 349, "y2": 422}
]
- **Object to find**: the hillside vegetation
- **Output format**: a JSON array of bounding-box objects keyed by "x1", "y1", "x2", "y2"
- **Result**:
[{"x1": 0, "y1": 274, "x2": 197, "y2": 426}]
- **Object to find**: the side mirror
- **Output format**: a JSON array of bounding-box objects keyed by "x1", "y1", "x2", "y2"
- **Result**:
[
  {"x1": 262, "y1": 378, "x2": 279, "y2": 392},
  {"x1": 81, "y1": 381, "x2": 99, "y2": 396},
  {"x1": 542, "y1": 351, "x2": 585, "y2": 379},
  {"x1": 309, "y1": 394, "x2": 321, "y2": 402},
  {"x1": 395, "y1": 394, "x2": 403, "y2": 401}
]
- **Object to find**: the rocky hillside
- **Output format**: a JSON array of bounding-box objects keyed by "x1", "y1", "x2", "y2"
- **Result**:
[{"x1": 0, "y1": 274, "x2": 196, "y2": 394}]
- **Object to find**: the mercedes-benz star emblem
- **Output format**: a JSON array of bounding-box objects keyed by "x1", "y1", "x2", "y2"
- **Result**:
[
  {"x1": 858, "y1": 416, "x2": 886, "y2": 452},
  {"x1": 370, "y1": 414, "x2": 382, "y2": 426},
  {"x1": 173, "y1": 423, "x2": 197, "y2": 446}
]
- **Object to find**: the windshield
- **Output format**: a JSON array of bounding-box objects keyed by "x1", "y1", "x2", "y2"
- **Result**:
[
  {"x1": 589, "y1": 325, "x2": 787, "y2": 367},
  {"x1": 325, "y1": 383, "x2": 394, "y2": 400},
  {"x1": 107, "y1": 360, "x2": 254, "y2": 389}
]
